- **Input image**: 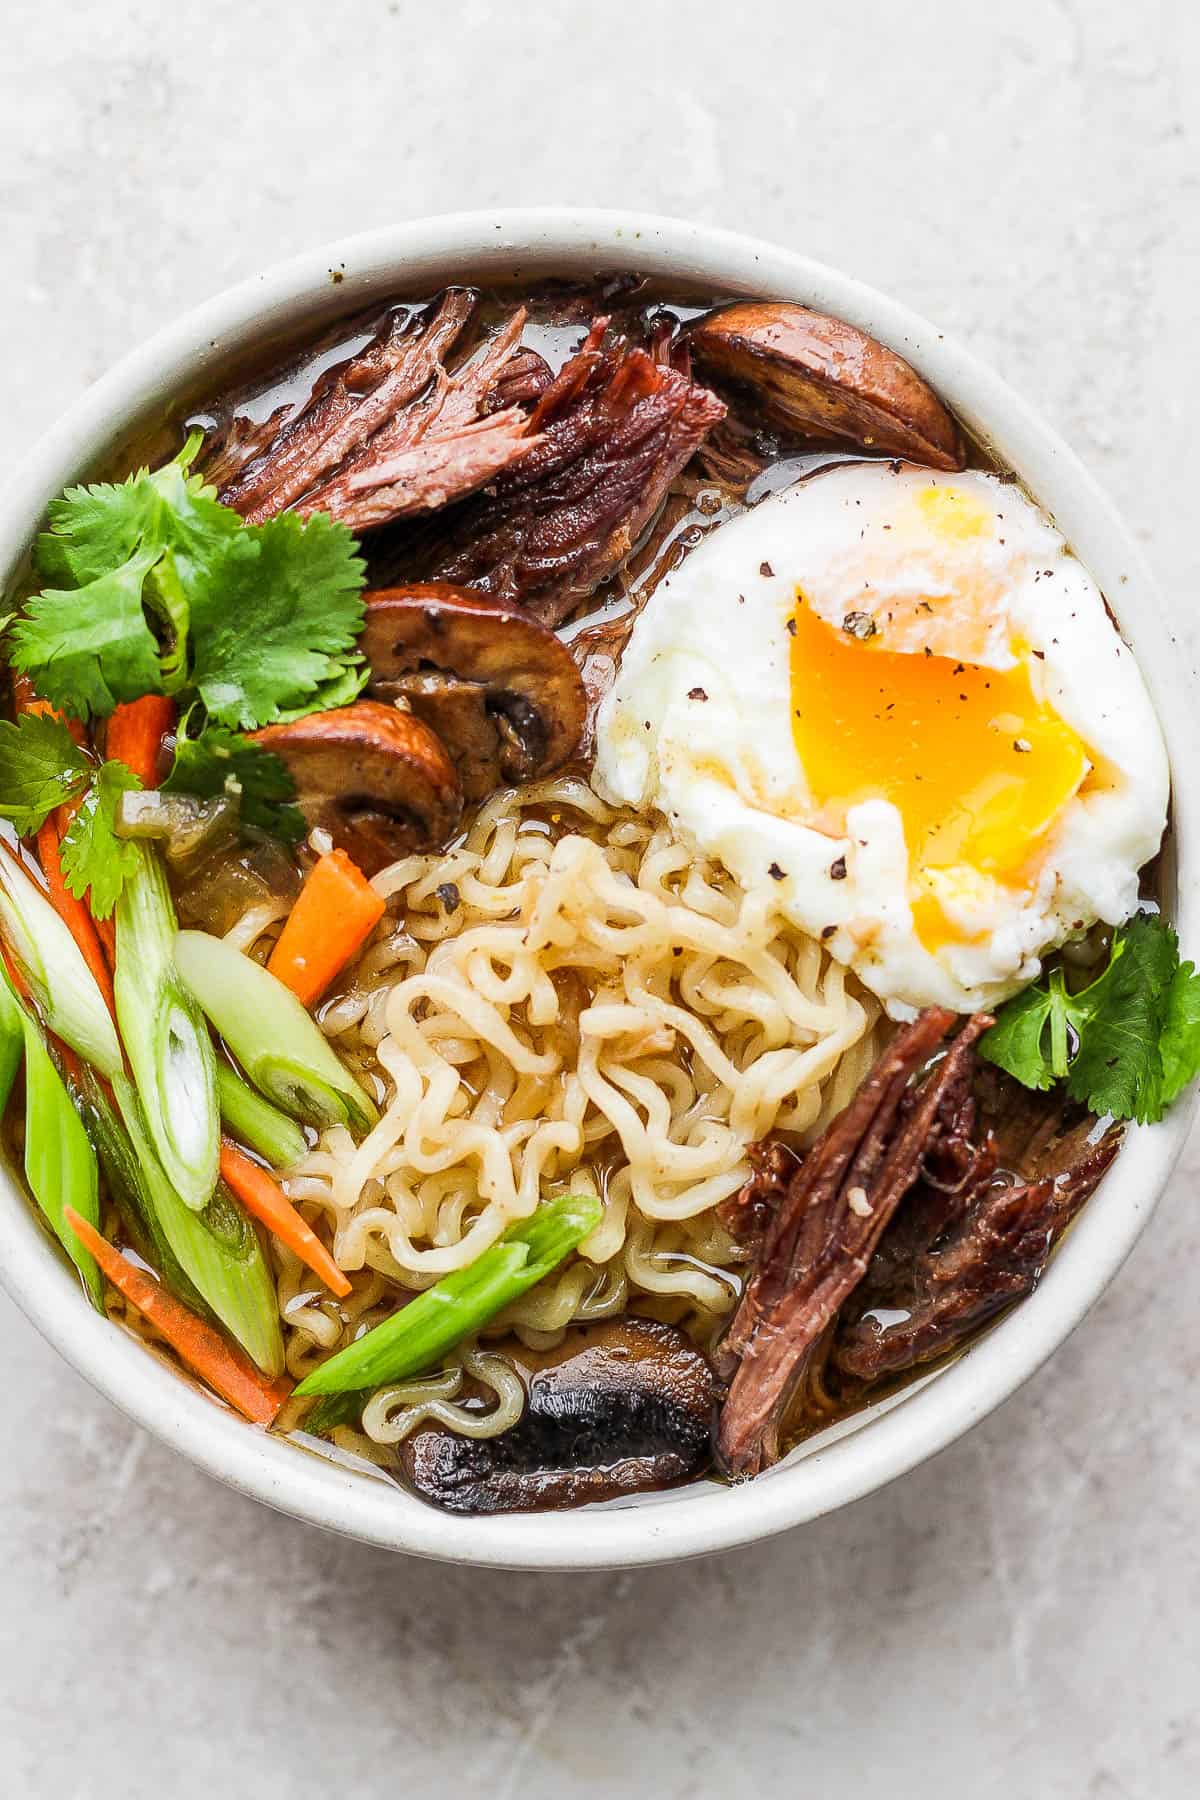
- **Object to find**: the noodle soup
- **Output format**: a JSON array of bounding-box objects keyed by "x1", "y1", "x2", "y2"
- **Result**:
[{"x1": 0, "y1": 268, "x2": 1180, "y2": 1515}]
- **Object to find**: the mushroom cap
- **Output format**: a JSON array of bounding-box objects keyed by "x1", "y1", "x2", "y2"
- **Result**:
[
  {"x1": 362, "y1": 582, "x2": 587, "y2": 800},
  {"x1": 251, "y1": 699, "x2": 462, "y2": 875},
  {"x1": 689, "y1": 301, "x2": 964, "y2": 470},
  {"x1": 398, "y1": 1316, "x2": 716, "y2": 1514}
]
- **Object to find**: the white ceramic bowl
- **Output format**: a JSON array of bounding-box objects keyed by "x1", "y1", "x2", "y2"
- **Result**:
[{"x1": 1, "y1": 209, "x2": 1196, "y2": 1570}]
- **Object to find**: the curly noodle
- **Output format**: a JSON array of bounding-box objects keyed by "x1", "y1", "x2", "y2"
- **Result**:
[{"x1": 270, "y1": 777, "x2": 883, "y2": 1449}]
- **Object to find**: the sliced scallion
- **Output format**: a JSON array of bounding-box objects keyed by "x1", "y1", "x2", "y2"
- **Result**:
[
  {"x1": 174, "y1": 929, "x2": 377, "y2": 1134},
  {"x1": 0, "y1": 966, "x2": 104, "y2": 1310},
  {"x1": 0, "y1": 964, "x2": 23, "y2": 1115},
  {"x1": 112, "y1": 1073, "x2": 284, "y2": 1378},
  {"x1": 0, "y1": 847, "x2": 121, "y2": 1076},
  {"x1": 215, "y1": 1062, "x2": 308, "y2": 1170},
  {"x1": 114, "y1": 844, "x2": 218, "y2": 1212},
  {"x1": 294, "y1": 1193, "x2": 602, "y2": 1398},
  {"x1": 72, "y1": 1063, "x2": 211, "y2": 1322}
]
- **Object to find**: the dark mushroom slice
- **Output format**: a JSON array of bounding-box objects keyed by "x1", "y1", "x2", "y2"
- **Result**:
[
  {"x1": 398, "y1": 1318, "x2": 716, "y2": 1514},
  {"x1": 361, "y1": 582, "x2": 587, "y2": 801},
  {"x1": 251, "y1": 699, "x2": 462, "y2": 876},
  {"x1": 689, "y1": 302, "x2": 964, "y2": 470}
]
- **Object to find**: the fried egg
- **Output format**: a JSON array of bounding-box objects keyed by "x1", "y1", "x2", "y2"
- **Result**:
[{"x1": 593, "y1": 462, "x2": 1169, "y2": 1015}]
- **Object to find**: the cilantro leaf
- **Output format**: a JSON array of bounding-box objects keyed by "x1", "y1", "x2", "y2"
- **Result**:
[
  {"x1": 9, "y1": 549, "x2": 164, "y2": 720},
  {"x1": 1160, "y1": 956, "x2": 1200, "y2": 1107},
  {"x1": 11, "y1": 436, "x2": 365, "y2": 732},
  {"x1": 59, "y1": 761, "x2": 143, "y2": 919},
  {"x1": 0, "y1": 713, "x2": 93, "y2": 833},
  {"x1": 981, "y1": 913, "x2": 1200, "y2": 1124},
  {"x1": 35, "y1": 433, "x2": 239, "y2": 593},
  {"x1": 188, "y1": 512, "x2": 365, "y2": 728},
  {"x1": 270, "y1": 656, "x2": 368, "y2": 722},
  {"x1": 974, "y1": 981, "x2": 1061, "y2": 1092},
  {"x1": 165, "y1": 722, "x2": 305, "y2": 843},
  {"x1": 1065, "y1": 915, "x2": 1177, "y2": 1123},
  {"x1": 20, "y1": 437, "x2": 242, "y2": 713}
]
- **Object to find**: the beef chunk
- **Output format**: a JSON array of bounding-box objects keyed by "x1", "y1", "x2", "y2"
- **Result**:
[
  {"x1": 832, "y1": 1122, "x2": 1120, "y2": 1384},
  {"x1": 217, "y1": 289, "x2": 479, "y2": 521},
  {"x1": 714, "y1": 1009, "x2": 991, "y2": 1477},
  {"x1": 424, "y1": 319, "x2": 726, "y2": 626}
]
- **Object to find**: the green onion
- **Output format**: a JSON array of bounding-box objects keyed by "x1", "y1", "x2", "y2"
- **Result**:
[
  {"x1": 112, "y1": 1073, "x2": 284, "y2": 1377},
  {"x1": 174, "y1": 929, "x2": 377, "y2": 1134},
  {"x1": 0, "y1": 964, "x2": 23, "y2": 1115},
  {"x1": 0, "y1": 966, "x2": 103, "y2": 1309},
  {"x1": 215, "y1": 1062, "x2": 308, "y2": 1169},
  {"x1": 294, "y1": 1193, "x2": 602, "y2": 1398},
  {"x1": 0, "y1": 848, "x2": 121, "y2": 1076},
  {"x1": 114, "y1": 844, "x2": 218, "y2": 1212},
  {"x1": 72, "y1": 1063, "x2": 211, "y2": 1322}
]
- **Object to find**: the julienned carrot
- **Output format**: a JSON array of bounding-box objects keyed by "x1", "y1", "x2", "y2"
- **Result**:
[
  {"x1": 93, "y1": 912, "x2": 117, "y2": 968},
  {"x1": 106, "y1": 695, "x2": 175, "y2": 787},
  {"x1": 35, "y1": 818, "x2": 116, "y2": 1018},
  {"x1": 219, "y1": 1138, "x2": 352, "y2": 1298},
  {"x1": 267, "y1": 849, "x2": 385, "y2": 1007},
  {"x1": 63, "y1": 1205, "x2": 292, "y2": 1426}
]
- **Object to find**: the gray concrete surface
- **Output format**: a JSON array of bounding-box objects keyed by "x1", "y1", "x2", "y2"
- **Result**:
[{"x1": 2, "y1": 2, "x2": 1198, "y2": 1794}]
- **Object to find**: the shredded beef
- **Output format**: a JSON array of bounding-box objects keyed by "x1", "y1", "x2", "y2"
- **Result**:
[
  {"x1": 832, "y1": 1123, "x2": 1120, "y2": 1385},
  {"x1": 291, "y1": 309, "x2": 541, "y2": 528},
  {"x1": 717, "y1": 1140, "x2": 802, "y2": 1255},
  {"x1": 217, "y1": 289, "x2": 479, "y2": 522},
  {"x1": 423, "y1": 319, "x2": 726, "y2": 626},
  {"x1": 714, "y1": 1009, "x2": 991, "y2": 1477}
]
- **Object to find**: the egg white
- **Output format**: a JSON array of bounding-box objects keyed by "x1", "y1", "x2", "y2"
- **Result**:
[{"x1": 592, "y1": 462, "x2": 1169, "y2": 1016}]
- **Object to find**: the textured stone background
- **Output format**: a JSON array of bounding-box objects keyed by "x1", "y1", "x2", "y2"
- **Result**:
[{"x1": 2, "y1": 3, "x2": 1198, "y2": 1795}]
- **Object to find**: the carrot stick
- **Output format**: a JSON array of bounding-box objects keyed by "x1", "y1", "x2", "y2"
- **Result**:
[
  {"x1": 93, "y1": 912, "x2": 116, "y2": 967},
  {"x1": 63, "y1": 1205, "x2": 293, "y2": 1425},
  {"x1": 219, "y1": 1138, "x2": 352, "y2": 1298},
  {"x1": 35, "y1": 818, "x2": 116, "y2": 1019},
  {"x1": 267, "y1": 849, "x2": 385, "y2": 1007},
  {"x1": 106, "y1": 695, "x2": 175, "y2": 786}
]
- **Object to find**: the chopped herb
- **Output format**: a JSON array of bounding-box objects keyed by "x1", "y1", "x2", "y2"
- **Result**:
[
  {"x1": 0, "y1": 712, "x2": 92, "y2": 834},
  {"x1": 165, "y1": 720, "x2": 304, "y2": 842},
  {"x1": 10, "y1": 436, "x2": 366, "y2": 729},
  {"x1": 60, "y1": 761, "x2": 143, "y2": 919},
  {"x1": 980, "y1": 913, "x2": 1200, "y2": 1124},
  {"x1": 188, "y1": 511, "x2": 366, "y2": 729}
]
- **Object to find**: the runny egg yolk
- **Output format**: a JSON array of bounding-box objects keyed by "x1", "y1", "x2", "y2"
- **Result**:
[{"x1": 788, "y1": 598, "x2": 1090, "y2": 947}]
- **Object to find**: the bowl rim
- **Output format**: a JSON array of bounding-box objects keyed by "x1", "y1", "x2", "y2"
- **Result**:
[{"x1": 1, "y1": 206, "x2": 1196, "y2": 1571}]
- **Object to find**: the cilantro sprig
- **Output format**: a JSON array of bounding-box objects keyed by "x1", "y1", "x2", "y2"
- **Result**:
[
  {"x1": 9, "y1": 434, "x2": 366, "y2": 727},
  {"x1": 165, "y1": 720, "x2": 305, "y2": 843},
  {"x1": 2, "y1": 432, "x2": 365, "y2": 909},
  {"x1": 980, "y1": 913, "x2": 1200, "y2": 1124},
  {"x1": 59, "y1": 762, "x2": 144, "y2": 920},
  {"x1": 0, "y1": 713, "x2": 93, "y2": 833}
]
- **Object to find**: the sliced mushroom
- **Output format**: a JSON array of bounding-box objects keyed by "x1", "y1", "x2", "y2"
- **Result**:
[
  {"x1": 251, "y1": 699, "x2": 461, "y2": 875},
  {"x1": 689, "y1": 302, "x2": 964, "y2": 470},
  {"x1": 399, "y1": 1317, "x2": 716, "y2": 1514},
  {"x1": 361, "y1": 582, "x2": 587, "y2": 801}
]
